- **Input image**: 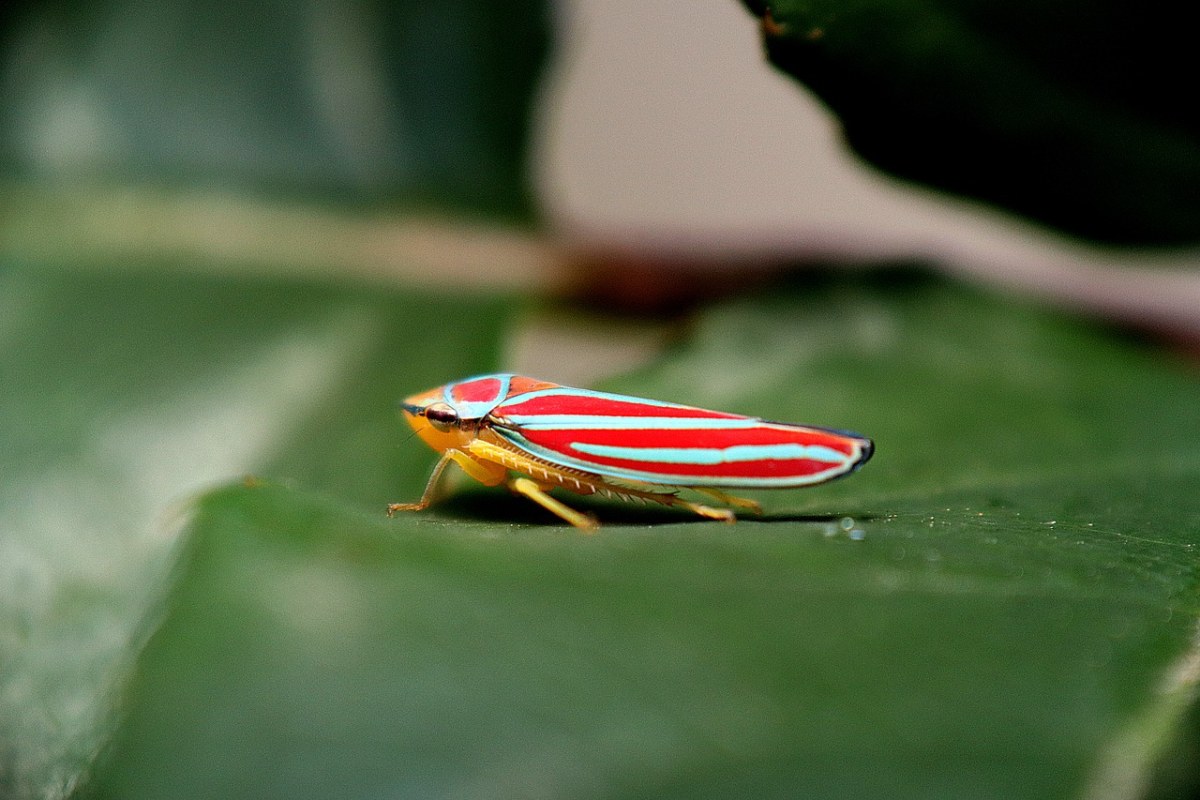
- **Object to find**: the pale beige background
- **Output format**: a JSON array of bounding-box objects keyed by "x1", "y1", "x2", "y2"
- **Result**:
[{"x1": 536, "y1": 0, "x2": 1200, "y2": 336}]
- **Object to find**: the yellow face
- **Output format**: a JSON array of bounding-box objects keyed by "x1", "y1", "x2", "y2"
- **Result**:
[{"x1": 401, "y1": 385, "x2": 475, "y2": 453}]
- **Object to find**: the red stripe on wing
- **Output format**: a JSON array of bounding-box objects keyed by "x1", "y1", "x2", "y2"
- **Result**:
[
  {"x1": 516, "y1": 423, "x2": 858, "y2": 481},
  {"x1": 451, "y1": 376, "x2": 506, "y2": 404},
  {"x1": 490, "y1": 385, "x2": 871, "y2": 486},
  {"x1": 498, "y1": 392, "x2": 744, "y2": 420},
  {"x1": 525, "y1": 424, "x2": 856, "y2": 454}
]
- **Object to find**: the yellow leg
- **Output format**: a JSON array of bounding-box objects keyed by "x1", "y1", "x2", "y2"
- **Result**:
[
  {"x1": 672, "y1": 498, "x2": 737, "y2": 524},
  {"x1": 469, "y1": 438, "x2": 735, "y2": 526},
  {"x1": 696, "y1": 487, "x2": 762, "y2": 514},
  {"x1": 446, "y1": 449, "x2": 508, "y2": 486},
  {"x1": 465, "y1": 439, "x2": 595, "y2": 491},
  {"x1": 509, "y1": 477, "x2": 598, "y2": 531},
  {"x1": 395, "y1": 440, "x2": 740, "y2": 528},
  {"x1": 388, "y1": 452, "x2": 453, "y2": 516},
  {"x1": 387, "y1": 450, "x2": 506, "y2": 516}
]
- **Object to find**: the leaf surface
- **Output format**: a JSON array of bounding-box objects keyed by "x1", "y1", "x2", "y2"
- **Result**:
[
  {"x1": 83, "y1": 274, "x2": 1200, "y2": 799},
  {"x1": 0, "y1": 266, "x2": 509, "y2": 800}
]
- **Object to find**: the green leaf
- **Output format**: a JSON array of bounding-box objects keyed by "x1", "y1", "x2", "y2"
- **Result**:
[
  {"x1": 83, "y1": 273, "x2": 1200, "y2": 799},
  {"x1": 0, "y1": 265, "x2": 511, "y2": 800},
  {"x1": 739, "y1": 0, "x2": 1200, "y2": 246}
]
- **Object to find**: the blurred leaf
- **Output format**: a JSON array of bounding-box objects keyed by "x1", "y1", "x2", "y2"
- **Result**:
[
  {"x1": 740, "y1": 0, "x2": 1200, "y2": 246},
  {"x1": 1143, "y1": 696, "x2": 1200, "y2": 800},
  {"x1": 0, "y1": 0, "x2": 548, "y2": 218},
  {"x1": 0, "y1": 265, "x2": 510, "y2": 800},
  {"x1": 83, "y1": 274, "x2": 1200, "y2": 799}
]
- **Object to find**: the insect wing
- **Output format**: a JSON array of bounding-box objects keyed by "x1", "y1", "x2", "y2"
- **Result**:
[{"x1": 489, "y1": 386, "x2": 872, "y2": 487}]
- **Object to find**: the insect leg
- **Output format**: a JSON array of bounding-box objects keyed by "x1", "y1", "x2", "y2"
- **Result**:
[
  {"x1": 446, "y1": 450, "x2": 508, "y2": 486},
  {"x1": 696, "y1": 487, "x2": 762, "y2": 514},
  {"x1": 387, "y1": 450, "x2": 507, "y2": 516},
  {"x1": 387, "y1": 451, "x2": 454, "y2": 516},
  {"x1": 508, "y1": 476, "x2": 599, "y2": 531},
  {"x1": 665, "y1": 496, "x2": 737, "y2": 524}
]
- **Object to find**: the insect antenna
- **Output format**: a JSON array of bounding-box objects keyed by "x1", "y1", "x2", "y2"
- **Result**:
[{"x1": 396, "y1": 426, "x2": 422, "y2": 449}]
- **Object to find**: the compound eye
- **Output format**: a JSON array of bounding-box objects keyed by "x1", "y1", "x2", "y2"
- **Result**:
[{"x1": 424, "y1": 402, "x2": 459, "y2": 432}]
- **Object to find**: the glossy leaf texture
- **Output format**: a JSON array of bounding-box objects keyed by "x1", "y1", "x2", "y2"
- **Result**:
[
  {"x1": 740, "y1": 0, "x2": 1200, "y2": 246},
  {"x1": 79, "y1": 273, "x2": 1200, "y2": 800}
]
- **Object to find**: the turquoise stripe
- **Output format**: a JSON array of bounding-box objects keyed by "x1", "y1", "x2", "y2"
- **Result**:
[
  {"x1": 499, "y1": 386, "x2": 694, "y2": 410},
  {"x1": 500, "y1": 415, "x2": 761, "y2": 430},
  {"x1": 493, "y1": 428, "x2": 860, "y2": 487},
  {"x1": 571, "y1": 442, "x2": 848, "y2": 465},
  {"x1": 445, "y1": 373, "x2": 511, "y2": 420}
]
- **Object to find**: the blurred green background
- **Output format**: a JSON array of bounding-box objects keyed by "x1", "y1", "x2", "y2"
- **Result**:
[{"x1": 1, "y1": 2, "x2": 1197, "y2": 800}]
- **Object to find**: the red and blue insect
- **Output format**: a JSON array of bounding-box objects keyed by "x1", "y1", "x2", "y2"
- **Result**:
[{"x1": 389, "y1": 374, "x2": 873, "y2": 529}]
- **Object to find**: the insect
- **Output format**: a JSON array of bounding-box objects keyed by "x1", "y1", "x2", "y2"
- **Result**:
[{"x1": 388, "y1": 374, "x2": 873, "y2": 530}]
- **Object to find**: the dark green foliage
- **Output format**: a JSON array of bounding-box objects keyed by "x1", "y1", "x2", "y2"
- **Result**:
[
  {"x1": 741, "y1": 0, "x2": 1200, "y2": 245},
  {"x1": 0, "y1": 1, "x2": 548, "y2": 219}
]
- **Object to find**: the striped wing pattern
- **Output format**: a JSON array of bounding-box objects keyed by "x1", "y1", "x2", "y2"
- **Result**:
[{"x1": 489, "y1": 385, "x2": 872, "y2": 488}]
